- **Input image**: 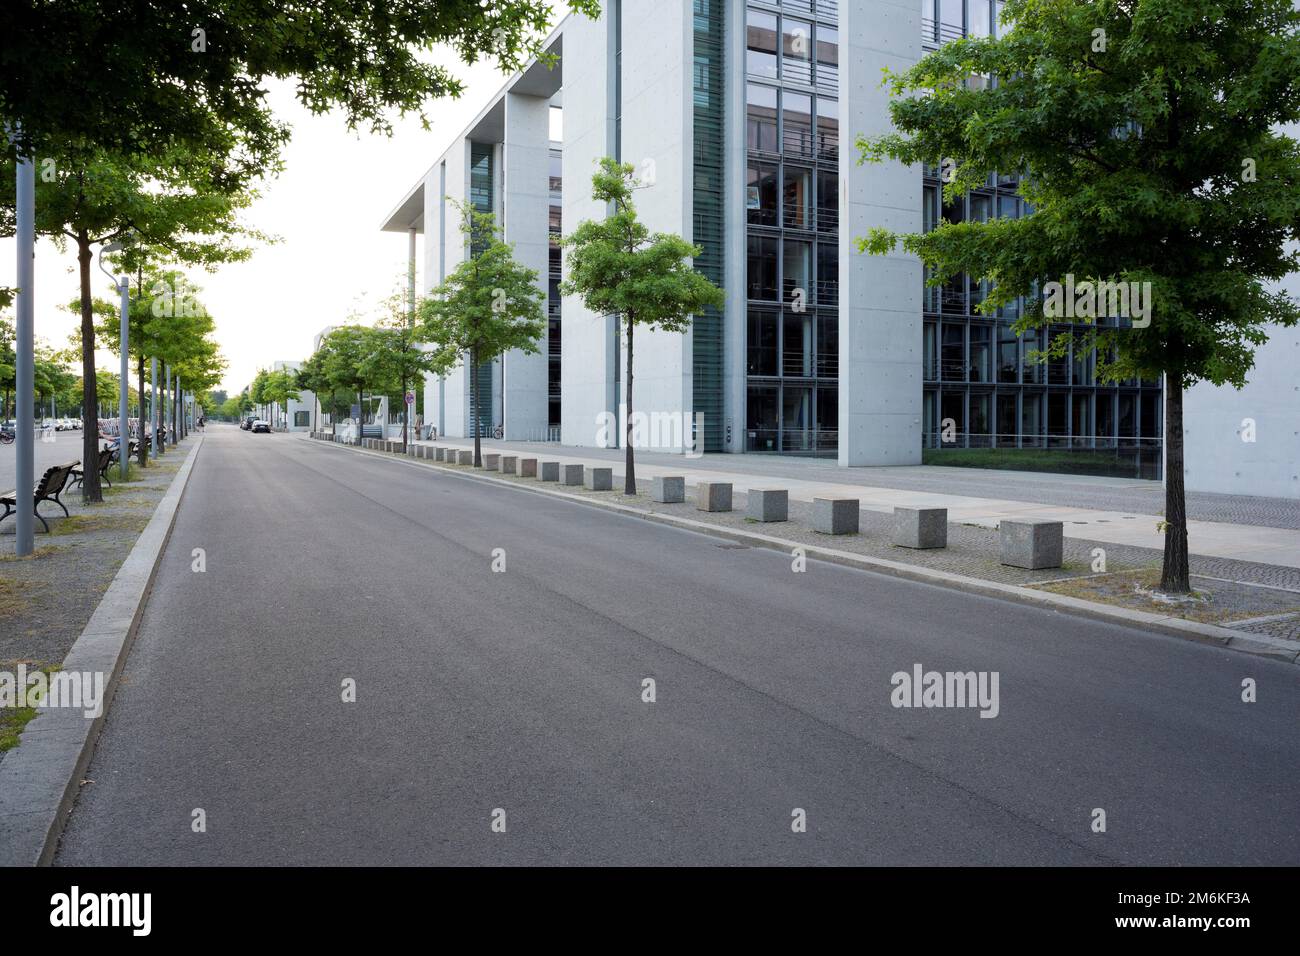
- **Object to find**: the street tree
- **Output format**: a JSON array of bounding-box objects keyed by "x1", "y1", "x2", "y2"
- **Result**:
[
  {"x1": 419, "y1": 204, "x2": 546, "y2": 467},
  {"x1": 361, "y1": 290, "x2": 440, "y2": 451},
  {"x1": 561, "y1": 158, "x2": 724, "y2": 494},
  {"x1": 856, "y1": 0, "x2": 1300, "y2": 594}
]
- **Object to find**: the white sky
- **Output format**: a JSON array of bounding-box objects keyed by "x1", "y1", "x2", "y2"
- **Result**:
[{"x1": 1, "y1": 12, "x2": 568, "y2": 396}]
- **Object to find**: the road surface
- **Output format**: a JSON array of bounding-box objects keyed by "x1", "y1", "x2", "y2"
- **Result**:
[{"x1": 55, "y1": 425, "x2": 1300, "y2": 865}]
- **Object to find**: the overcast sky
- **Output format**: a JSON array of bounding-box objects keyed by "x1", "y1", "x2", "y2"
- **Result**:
[{"x1": 1, "y1": 16, "x2": 566, "y2": 397}]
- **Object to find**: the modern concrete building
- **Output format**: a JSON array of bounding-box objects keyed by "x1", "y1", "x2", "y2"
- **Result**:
[{"x1": 379, "y1": 0, "x2": 1297, "y2": 498}]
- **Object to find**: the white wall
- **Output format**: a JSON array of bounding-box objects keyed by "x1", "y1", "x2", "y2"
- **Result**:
[
  {"x1": 838, "y1": 0, "x2": 924, "y2": 466},
  {"x1": 560, "y1": 4, "x2": 618, "y2": 447},
  {"x1": 501, "y1": 92, "x2": 553, "y2": 440}
]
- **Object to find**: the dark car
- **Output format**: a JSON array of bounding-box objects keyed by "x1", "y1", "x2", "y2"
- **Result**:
[
  {"x1": 240, "y1": 417, "x2": 253, "y2": 431},
  {"x1": 251, "y1": 420, "x2": 271, "y2": 434}
]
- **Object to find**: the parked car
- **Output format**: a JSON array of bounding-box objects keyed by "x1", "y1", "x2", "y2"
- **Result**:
[
  {"x1": 251, "y1": 420, "x2": 271, "y2": 433},
  {"x1": 240, "y1": 417, "x2": 253, "y2": 431}
]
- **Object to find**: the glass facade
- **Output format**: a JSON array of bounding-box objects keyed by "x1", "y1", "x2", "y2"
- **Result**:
[
  {"x1": 693, "y1": 0, "x2": 726, "y2": 452},
  {"x1": 744, "y1": 0, "x2": 839, "y2": 456},
  {"x1": 468, "y1": 141, "x2": 495, "y2": 438},
  {"x1": 548, "y1": 146, "x2": 563, "y2": 431},
  {"x1": 917, "y1": 0, "x2": 1162, "y2": 478}
]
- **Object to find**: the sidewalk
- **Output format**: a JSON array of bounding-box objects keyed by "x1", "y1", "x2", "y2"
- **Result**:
[{"x1": 419, "y1": 438, "x2": 1300, "y2": 571}]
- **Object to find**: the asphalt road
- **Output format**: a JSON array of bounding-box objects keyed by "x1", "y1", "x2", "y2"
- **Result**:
[{"x1": 55, "y1": 424, "x2": 1300, "y2": 865}]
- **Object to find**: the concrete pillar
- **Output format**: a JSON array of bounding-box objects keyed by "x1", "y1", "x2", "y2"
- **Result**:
[{"x1": 839, "y1": 0, "x2": 924, "y2": 466}]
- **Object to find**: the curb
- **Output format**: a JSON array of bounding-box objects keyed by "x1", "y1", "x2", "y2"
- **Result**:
[
  {"x1": 306, "y1": 437, "x2": 1300, "y2": 666},
  {"x1": 0, "y1": 436, "x2": 205, "y2": 866}
]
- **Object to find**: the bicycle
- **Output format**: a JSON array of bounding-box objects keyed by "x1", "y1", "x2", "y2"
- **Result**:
[{"x1": 0, "y1": 428, "x2": 13, "y2": 445}]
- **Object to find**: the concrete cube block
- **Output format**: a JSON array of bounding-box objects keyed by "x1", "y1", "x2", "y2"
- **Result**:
[
  {"x1": 483, "y1": 453, "x2": 499, "y2": 471},
  {"x1": 540, "y1": 461, "x2": 560, "y2": 481},
  {"x1": 746, "y1": 488, "x2": 788, "y2": 522},
  {"x1": 458, "y1": 450, "x2": 473, "y2": 465},
  {"x1": 696, "y1": 481, "x2": 733, "y2": 512},
  {"x1": 652, "y1": 476, "x2": 685, "y2": 503},
  {"x1": 501, "y1": 455, "x2": 517, "y2": 475},
  {"x1": 893, "y1": 507, "x2": 948, "y2": 549},
  {"x1": 519, "y1": 458, "x2": 538, "y2": 477},
  {"x1": 813, "y1": 498, "x2": 859, "y2": 534},
  {"x1": 1000, "y1": 520, "x2": 1063, "y2": 570},
  {"x1": 586, "y1": 466, "x2": 613, "y2": 491},
  {"x1": 561, "y1": 464, "x2": 584, "y2": 486}
]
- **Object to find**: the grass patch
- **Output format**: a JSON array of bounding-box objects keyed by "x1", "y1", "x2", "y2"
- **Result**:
[
  {"x1": 1030, "y1": 569, "x2": 1300, "y2": 624},
  {"x1": 922, "y1": 446, "x2": 1157, "y2": 480},
  {"x1": 0, "y1": 662, "x2": 56, "y2": 752},
  {"x1": 0, "y1": 579, "x2": 28, "y2": 616},
  {"x1": 50, "y1": 512, "x2": 150, "y2": 536}
]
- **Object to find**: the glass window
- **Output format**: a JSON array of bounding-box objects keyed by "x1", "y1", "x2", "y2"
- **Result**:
[
  {"x1": 816, "y1": 242, "x2": 837, "y2": 306},
  {"x1": 941, "y1": 391, "x2": 964, "y2": 445},
  {"x1": 747, "y1": 311, "x2": 778, "y2": 376},
  {"x1": 969, "y1": 325, "x2": 991, "y2": 383},
  {"x1": 816, "y1": 23, "x2": 839, "y2": 92},
  {"x1": 746, "y1": 84, "x2": 778, "y2": 153},
  {"x1": 817, "y1": 169, "x2": 838, "y2": 231},
  {"x1": 942, "y1": 324, "x2": 965, "y2": 381},
  {"x1": 783, "y1": 91, "x2": 813, "y2": 157},
  {"x1": 997, "y1": 324, "x2": 1018, "y2": 383},
  {"x1": 970, "y1": 0, "x2": 992, "y2": 37},
  {"x1": 782, "y1": 385, "x2": 814, "y2": 453},
  {"x1": 746, "y1": 385, "x2": 779, "y2": 452},
  {"x1": 783, "y1": 238, "x2": 812, "y2": 305},
  {"x1": 815, "y1": 97, "x2": 838, "y2": 159},
  {"x1": 746, "y1": 11, "x2": 778, "y2": 78},
  {"x1": 747, "y1": 235, "x2": 779, "y2": 300},
  {"x1": 747, "y1": 162, "x2": 779, "y2": 226},
  {"x1": 817, "y1": 315, "x2": 838, "y2": 378},
  {"x1": 783, "y1": 313, "x2": 813, "y2": 377},
  {"x1": 1047, "y1": 392, "x2": 1068, "y2": 445},
  {"x1": 996, "y1": 393, "x2": 1016, "y2": 446},
  {"x1": 924, "y1": 323, "x2": 938, "y2": 381},
  {"x1": 1139, "y1": 393, "x2": 1160, "y2": 439},
  {"x1": 1096, "y1": 393, "x2": 1115, "y2": 444},
  {"x1": 816, "y1": 386, "x2": 838, "y2": 449},
  {"x1": 1048, "y1": 330, "x2": 1070, "y2": 384},
  {"x1": 1071, "y1": 393, "x2": 1091, "y2": 445},
  {"x1": 783, "y1": 166, "x2": 813, "y2": 229},
  {"x1": 782, "y1": 18, "x2": 813, "y2": 85},
  {"x1": 969, "y1": 393, "x2": 991, "y2": 446},
  {"x1": 941, "y1": 0, "x2": 964, "y2": 30},
  {"x1": 1021, "y1": 391, "x2": 1042, "y2": 446}
]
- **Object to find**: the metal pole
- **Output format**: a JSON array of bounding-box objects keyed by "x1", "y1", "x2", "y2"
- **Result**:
[
  {"x1": 14, "y1": 147, "x2": 35, "y2": 555},
  {"x1": 118, "y1": 276, "x2": 130, "y2": 479},
  {"x1": 150, "y1": 356, "x2": 158, "y2": 455}
]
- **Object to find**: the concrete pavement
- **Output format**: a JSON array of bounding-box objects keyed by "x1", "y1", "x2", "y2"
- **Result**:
[
  {"x1": 53, "y1": 425, "x2": 1300, "y2": 865},
  {"x1": 424, "y1": 438, "x2": 1300, "y2": 569}
]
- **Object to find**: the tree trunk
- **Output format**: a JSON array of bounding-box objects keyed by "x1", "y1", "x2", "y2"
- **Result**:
[
  {"x1": 171, "y1": 376, "x2": 178, "y2": 445},
  {"x1": 76, "y1": 234, "x2": 103, "y2": 503},
  {"x1": 136, "y1": 354, "x2": 148, "y2": 467},
  {"x1": 471, "y1": 348, "x2": 481, "y2": 467},
  {"x1": 356, "y1": 390, "x2": 362, "y2": 445},
  {"x1": 1160, "y1": 376, "x2": 1190, "y2": 593},
  {"x1": 401, "y1": 370, "x2": 408, "y2": 453},
  {"x1": 624, "y1": 318, "x2": 635, "y2": 495}
]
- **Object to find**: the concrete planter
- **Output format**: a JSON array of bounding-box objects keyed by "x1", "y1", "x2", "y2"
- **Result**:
[
  {"x1": 999, "y1": 520, "x2": 1063, "y2": 570},
  {"x1": 813, "y1": 498, "x2": 859, "y2": 535},
  {"x1": 519, "y1": 458, "x2": 538, "y2": 478},
  {"x1": 540, "y1": 461, "x2": 560, "y2": 481},
  {"x1": 586, "y1": 467, "x2": 613, "y2": 491},
  {"x1": 696, "y1": 481, "x2": 732, "y2": 512},
  {"x1": 746, "y1": 488, "x2": 788, "y2": 522},
  {"x1": 561, "y1": 464, "x2": 583, "y2": 486},
  {"x1": 652, "y1": 476, "x2": 685, "y2": 503},
  {"x1": 457, "y1": 450, "x2": 474, "y2": 465},
  {"x1": 483, "y1": 453, "x2": 500, "y2": 471},
  {"x1": 893, "y1": 507, "x2": 948, "y2": 550},
  {"x1": 501, "y1": 455, "x2": 518, "y2": 475}
]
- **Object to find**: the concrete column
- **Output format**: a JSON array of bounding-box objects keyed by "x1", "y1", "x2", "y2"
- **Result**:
[{"x1": 838, "y1": 0, "x2": 924, "y2": 466}]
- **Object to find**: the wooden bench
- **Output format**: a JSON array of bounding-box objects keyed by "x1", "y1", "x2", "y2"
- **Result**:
[
  {"x1": 1, "y1": 461, "x2": 79, "y2": 533},
  {"x1": 72, "y1": 446, "x2": 118, "y2": 489}
]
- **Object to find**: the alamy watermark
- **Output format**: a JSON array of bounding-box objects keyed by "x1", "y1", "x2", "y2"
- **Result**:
[
  {"x1": 594, "y1": 405, "x2": 704, "y2": 458},
  {"x1": 1042, "y1": 275, "x2": 1152, "y2": 328},
  {"x1": 0, "y1": 665, "x2": 104, "y2": 718},
  {"x1": 890, "y1": 664, "x2": 1000, "y2": 718}
]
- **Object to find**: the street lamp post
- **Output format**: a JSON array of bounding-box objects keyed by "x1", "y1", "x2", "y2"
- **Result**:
[
  {"x1": 12, "y1": 139, "x2": 35, "y2": 556},
  {"x1": 97, "y1": 242, "x2": 130, "y2": 479}
]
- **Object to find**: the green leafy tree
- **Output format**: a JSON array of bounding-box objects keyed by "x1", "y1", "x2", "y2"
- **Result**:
[
  {"x1": 263, "y1": 369, "x2": 301, "y2": 428},
  {"x1": 561, "y1": 158, "x2": 725, "y2": 494},
  {"x1": 1, "y1": 148, "x2": 264, "y2": 499},
  {"x1": 419, "y1": 203, "x2": 546, "y2": 466},
  {"x1": 361, "y1": 290, "x2": 440, "y2": 451},
  {"x1": 316, "y1": 326, "x2": 374, "y2": 445},
  {"x1": 856, "y1": 0, "x2": 1300, "y2": 594},
  {"x1": 0, "y1": 315, "x2": 13, "y2": 421}
]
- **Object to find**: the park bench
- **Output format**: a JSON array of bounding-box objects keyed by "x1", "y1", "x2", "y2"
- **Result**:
[
  {"x1": 71, "y1": 446, "x2": 118, "y2": 489},
  {"x1": 0, "y1": 461, "x2": 79, "y2": 534}
]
